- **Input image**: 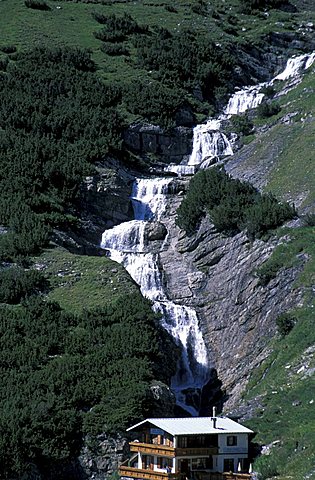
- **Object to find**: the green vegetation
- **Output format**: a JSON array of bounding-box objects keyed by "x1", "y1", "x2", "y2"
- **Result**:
[
  {"x1": 245, "y1": 225, "x2": 315, "y2": 479},
  {"x1": 0, "y1": 267, "x2": 48, "y2": 304},
  {"x1": 0, "y1": 46, "x2": 123, "y2": 260},
  {"x1": 256, "y1": 227, "x2": 315, "y2": 287},
  {"x1": 239, "y1": 0, "x2": 289, "y2": 14},
  {"x1": 0, "y1": 254, "x2": 178, "y2": 477},
  {"x1": 0, "y1": 0, "x2": 314, "y2": 478},
  {"x1": 257, "y1": 100, "x2": 281, "y2": 118},
  {"x1": 25, "y1": 0, "x2": 51, "y2": 10},
  {"x1": 228, "y1": 114, "x2": 254, "y2": 136},
  {"x1": 245, "y1": 307, "x2": 315, "y2": 480},
  {"x1": 38, "y1": 247, "x2": 140, "y2": 315},
  {"x1": 275, "y1": 312, "x2": 297, "y2": 336},
  {"x1": 176, "y1": 167, "x2": 295, "y2": 238}
]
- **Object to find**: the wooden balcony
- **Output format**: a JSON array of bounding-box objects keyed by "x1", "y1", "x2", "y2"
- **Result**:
[
  {"x1": 119, "y1": 466, "x2": 179, "y2": 480},
  {"x1": 129, "y1": 443, "x2": 218, "y2": 458},
  {"x1": 119, "y1": 467, "x2": 252, "y2": 480},
  {"x1": 129, "y1": 442, "x2": 176, "y2": 457},
  {"x1": 175, "y1": 447, "x2": 218, "y2": 457}
]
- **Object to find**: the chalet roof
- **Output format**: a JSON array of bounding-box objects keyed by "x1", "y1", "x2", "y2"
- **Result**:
[{"x1": 126, "y1": 417, "x2": 253, "y2": 435}]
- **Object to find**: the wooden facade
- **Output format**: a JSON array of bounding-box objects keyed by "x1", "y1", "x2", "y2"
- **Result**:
[
  {"x1": 119, "y1": 466, "x2": 252, "y2": 480},
  {"x1": 119, "y1": 417, "x2": 253, "y2": 480}
]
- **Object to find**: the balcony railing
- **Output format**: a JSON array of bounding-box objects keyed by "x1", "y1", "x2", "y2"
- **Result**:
[
  {"x1": 119, "y1": 466, "x2": 179, "y2": 480},
  {"x1": 119, "y1": 467, "x2": 252, "y2": 480},
  {"x1": 175, "y1": 447, "x2": 218, "y2": 456},
  {"x1": 129, "y1": 442, "x2": 176, "y2": 457},
  {"x1": 129, "y1": 443, "x2": 218, "y2": 458}
]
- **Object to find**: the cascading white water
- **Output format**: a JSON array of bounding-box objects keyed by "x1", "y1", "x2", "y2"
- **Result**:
[
  {"x1": 169, "y1": 51, "x2": 315, "y2": 172},
  {"x1": 188, "y1": 121, "x2": 233, "y2": 166},
  {"x1": 100, "y1": 51, "x2": 315, "y2": 415},
  {"x1": 101, "y1": 177, "x2": 209, "y2": 415},
  {"x1": 224, "y1": 85, "x2": 265, "y2": 115}
]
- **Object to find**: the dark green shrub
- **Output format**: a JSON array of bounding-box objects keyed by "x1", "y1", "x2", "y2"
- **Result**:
[
  {"x1": 257, "y1": 101, "x2": 281, "y2": 118},
  {"x1": 255, "y1": 455, "x2": 279, "y2": 480},
  {"x1": 93, "y1": 13, "x2": 147, "y2": 42},
  {"x1": 134, "y1": 29, "x2": 234, "y2": 104},
  {"x1": 256, "y1": 259, "x2": 283, "y2": 286},
  {"x1": 101, "y1": 43, "x2": 129, "y2": 56},
  {"x1": 165, "y1": 5, "x2": 177, "y2": 13},
  {"x1": 0, "y1": 45, "x2": 17, "y2": 54},
  {"x1": 239, "y1": 0, "x2": 288, "y2": 13},
  {"x1": 94, "y1": 28, "x2": 125, "y2": 42},
  {"x1": 91, "y1": 11, "x2": 108, "y2": 24},
  {"x1": 0, "y1": 57, "x2": 8, "y2": 71},
  {"x1": 260, "y1": 85, "x2": 276, "y2": 98},
  {"x1": 25, "y1": 0, "x2": 51, "y2": 10},
  {"x1": 191, "y1": 0, "x2": 208, "y2": 15},
  {"x1": 243, "y1": 194, "x2": 296, "y2": 240},
  {"x1": 0, "y1": 267, "x2": 48, "y2": 304},
  {"x1": 123, "y1": 81, "x2": 184, "y2": 128},
  {"x1": 176, "y1": 167, "x2": 295, "y2": 238},
  {"x1": 229, "y1": 114, "x2": 253, "y2": 136},
  {"x1": 0, "y1": 46, "x2": 123, "y2": 257},
  {"x1": 276, "y1": 312, "x2": 296, "y2": 336}
]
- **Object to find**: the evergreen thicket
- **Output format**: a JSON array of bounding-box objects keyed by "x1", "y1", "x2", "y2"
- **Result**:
[
  {"x1": 176, "y1": 167, "x2": 296, "y2": 238},
  {"x1": 0, "y1": 47, "x2": 123, "y2": 260},
  {"x1": 0, "y1": 293, "x2": 178, "y2": 478},
  {"x1": 133, "y1": 28, "x2": 234, "y2": 104}
]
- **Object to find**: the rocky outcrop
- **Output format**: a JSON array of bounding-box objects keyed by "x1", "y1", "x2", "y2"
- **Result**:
[
  {"x1": 79, "y1": 433, "x2": 129, "y2": 480},
  {"x1": 123, "y1": 123, "x2": 193, "y2": 164},
  {"x1": 148, "y1": 381, "x2": 176, "y2": 417},
  {"x1": 80, "y1": 158, "x2": 135, "y2": 245},
  {"x1": 156, "y1": 184, "x2": 304, "y2": 411},
  {"x1": 146, "y1": 222, "x2": 168, "y2": 242}
]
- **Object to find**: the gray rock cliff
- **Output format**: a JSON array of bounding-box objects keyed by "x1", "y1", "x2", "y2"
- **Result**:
[{"x1": 155, "y1": 182, "x2": 304, "y2": 411}]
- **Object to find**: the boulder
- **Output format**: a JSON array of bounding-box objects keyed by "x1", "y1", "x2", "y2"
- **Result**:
[{"x1": 146, "y1": 222, "x2": 168, "y2": 241}]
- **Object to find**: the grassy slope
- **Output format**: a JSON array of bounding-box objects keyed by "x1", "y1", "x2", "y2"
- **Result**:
[
  {"x1": 243, "y1": 226, "x2": 315, "y2": 479},
  {"x1": 1, "y1": 1, "x2": 314, "y2": 478},
  {"x1": 1, "y1": 0, "x2": 314, "y2": 83},
  {"x1": 237, "y1": 70, "x2": 315, "y2": 478},
  {"x1": 33, "y1": 246, "x2": 139, "y2": 315},
  {"x1": 265, "y1": 69, "x2": 315, "y2": 209}
]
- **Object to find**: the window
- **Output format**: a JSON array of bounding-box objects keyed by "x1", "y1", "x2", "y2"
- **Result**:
[
  {"x1": 178, "y1": 436, "x2": 188, "y2": 448},
  {"x1": 224, "y1": 458, "x2": 235, "y2": 472},
  {"x1": 191, "y1": 457, "x2": 213, "y2": 470},
  {"x1": 227, "y1": 435, "x2": 237, "y2": 446},
  {"x1": 157, "y1": 457, "x2": 172, "y2": 470}
]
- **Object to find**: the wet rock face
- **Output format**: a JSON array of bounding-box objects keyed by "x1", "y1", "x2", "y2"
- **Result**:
[
  {"x1": 79, "y1": 433, "x2": 129, "y2": 480},
  {"x1": 157, "y1": 188, "x2": 303, "y2": 411},
  {"x1": 80, "y1": 159, "x2": 135, "y2": 244},
  {"x1": 149, "y1": 381, "x2": 176, "y2": 417},
  {"x1": 146, "y1": 222, "x2": 168, "y2": 242},
  {"x1": 123, "y1": 124, "x2": 193, "y2": 164}
]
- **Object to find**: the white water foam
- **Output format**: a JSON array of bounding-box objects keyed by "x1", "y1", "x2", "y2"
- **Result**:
[
  {"x1": 171, "y1": 51, "x2": 315, "y2": 172},
  {"x1": 101, "y1": 177, "x2": 210, "y2": 415}
]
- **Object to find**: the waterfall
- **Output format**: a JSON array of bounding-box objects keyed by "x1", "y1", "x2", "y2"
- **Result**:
[
  {"x1": 100, "y1": 50, "x2": 315, "y2": 415},
  {"x1": 169, "y1": 51, "x2": 315, "y2": 173},
  {"x1": 224, "y1": 85, "x2": 265, "y2": 115},
  {"x1": 101, "y1": 177, "x2": 209, "y2": 415},
  {"x1": 188, "y1": 120, "x2": 233, "y2": 166}
]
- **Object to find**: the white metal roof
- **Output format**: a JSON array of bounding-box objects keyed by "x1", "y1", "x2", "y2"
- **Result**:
[{"x1": 126, "y1": 417, "x2": 253, "y2": 435}]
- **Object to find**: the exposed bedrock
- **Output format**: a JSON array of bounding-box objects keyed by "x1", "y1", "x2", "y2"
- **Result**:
[
  {"x1": 157, "y1": 189, "x2": 303, "y2": 411},
  {"x1": 123, "y1": 123, "x2": 193, "y2": 164},
  {"x1": 80, "y1": 159, "x2": 135, "y2": 245}
]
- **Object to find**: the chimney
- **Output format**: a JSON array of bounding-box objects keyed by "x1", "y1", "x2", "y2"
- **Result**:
[{"x1": 211, "y1": 406, "x2": 217, "y2": 428}]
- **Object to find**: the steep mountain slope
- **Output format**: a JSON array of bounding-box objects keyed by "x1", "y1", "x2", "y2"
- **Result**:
[{"x1": 0, "y1": 1, "x2": 314, "y2": 479}]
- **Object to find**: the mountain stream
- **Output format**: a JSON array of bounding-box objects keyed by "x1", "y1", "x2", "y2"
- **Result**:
[{"x1": 101, "y1": 52, "x2": 315, "y2": 415}]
